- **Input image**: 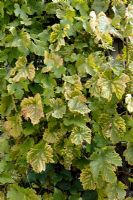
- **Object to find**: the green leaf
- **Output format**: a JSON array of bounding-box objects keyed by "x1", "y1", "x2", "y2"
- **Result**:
[
  {"x1": 27, "y1": 141, "x2": 54, "y2": 173},
  {"x1": 7, "y1": 184, "x2": 40, "y2": 200},
  {"x1": 21, "y1": 93, "x2": 44, "y2": 125},
  {"x1": 70, "y1": 126, "x2": 91, "y2": 145},
  {"x1": 53, "y1": 188, "x2": 65, "y2": 200},
  {"x1": 105, "y1": 181, "x2": 127, "y2": 200},
  {"x1": 0, "y1": 95, "x2": 14, "y2": 116},
  {"x1": 68, "y1": 96, "x2": 90, "y2": 115},
  {"x1": 92, "y1": 0, "x2": 110, "y2": 13},
  {"x1": 124, "y1": 143, "x2": 133, "y2": 165},
  {"x1": 90, "y1": 147, "x2": 122, "y2": 182}
]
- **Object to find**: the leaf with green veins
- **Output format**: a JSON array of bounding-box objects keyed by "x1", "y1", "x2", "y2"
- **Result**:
[
  {"x1": 7, "y1": 184, "x2": 40, "y2": 200},
  {"x1": 43, "y1": 51, "x2": 63, "y2": 70},
  {"x1": 125, "y1": 94, "x2": 133, "y2": 113},
  {"x1": 49, "y1": 98, "x2": 66, "y2": 119},
  {"x1": 97, "y1": 77, "x2": 112, "y2": 101},
  {"x1": 27, "y1": 141, "x2": 54, "y2": 173},
  {"x1": 4, "y1": 115, "x2": 22, "y2": 138},
  {"x1": 70, "y1": 126, "x2": 91, "y2": 145},
  {"x1": 50, "y1": 24, "x2": 69, "y2": 51},
  {"x1": 112, "y1": 73, "x2": 130, "y2": 99},
  {"x1": 124, "y1": 143, "x2": 133, "y2": 165},
  {"x1": 80, "y1": 166, "x2": 96, "y2": 190},
  {"x1": 99, "y1": 114, "x2": 126, "y2": 143},
  {"x1": 68, "y1": 96, "x2": 90, "y2": 115},
  {"x1": 21, "y1": 93, "x2": 44, "y2": 125}
]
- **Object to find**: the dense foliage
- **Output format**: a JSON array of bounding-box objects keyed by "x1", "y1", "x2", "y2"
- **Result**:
[{"x1": 0, "y1": 0, "x2": 133, "y2": 199}]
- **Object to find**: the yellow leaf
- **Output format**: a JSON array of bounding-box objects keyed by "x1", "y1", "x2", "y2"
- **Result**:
[
  {"x1": 4, "y1": 115, "x2": 22, "y2": 138},
  {"x1": 21, "y1": 93, "x2": 44, "y2": 125},
  {"x1": 27, "y1": 141, "x2": 54, "y2": 173}
]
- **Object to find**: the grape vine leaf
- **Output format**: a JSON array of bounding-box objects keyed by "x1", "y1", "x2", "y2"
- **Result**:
[
  {"x1": 49, "y1": 98, "x2": 66, "y2": 119},
  {"x1": 7, "y1": 184, "x2": 40, "y2": 200},
  {"x1": 4, "y1": 115, "x2": 22, "y2": 138},
  {"x1": 80, "y1": 166, "x2": 96, "y2": 190},
  {"x1": 90, "y1": 147, "x2": 122, "y2": 183},
  {"x1": 70, "y1": 126, "x2": 91, "y2": 145},
  {"x1": 68, "y1": 96, "x2": 90, "y2": 115},
  {"x1": 105, "y1": 181, "x2": 127, "y2": 200},
  {"x1": 9, "y1": 57, "x2": 35, "y2": 82},
  {"x1": 124, "y1": 142, "x2": 133, "y2": 165},
  {"x1": 21, "y1": 93, "x2": 44, "y2": 125},
  {"x1": 27, "y1": 141, "x2": 54, "y2": 173},
  {"x1": 125, "y1": 94, "x2": 133, "y2": 113}
]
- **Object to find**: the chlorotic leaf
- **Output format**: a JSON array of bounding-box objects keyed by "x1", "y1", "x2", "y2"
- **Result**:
[
  {"x1": 80, "y1": 167, "x2": 96, "y2": 190},
  {"x1": 70, "y1": 126, "x2": 91, "y2": 145},
  {"x1": 4, "y1": 115, "x2": 22, "y2": 138},
  {"x1": 21, "y1": 93, "x2": 44, "y2": 125},
  {"x1": 68, "y1": 96, "x2": 90, "y2": 115},
  {"x1": 125, "y1": 94, "x2": 133, "y2": 113},
  {"x1": 49, "y1": 98, "x2": 66, "y2": 118},
  {"x1": 27, "y1": 141, "x2": 54, "y2": 173},
  {"x1": 112, "y1": 74, "x2": 130, "y2": 99}
]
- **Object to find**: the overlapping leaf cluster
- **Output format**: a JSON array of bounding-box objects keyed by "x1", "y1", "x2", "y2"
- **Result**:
[{"x1": 0, "y1": 0, "x2": 133, "y2": 199}]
